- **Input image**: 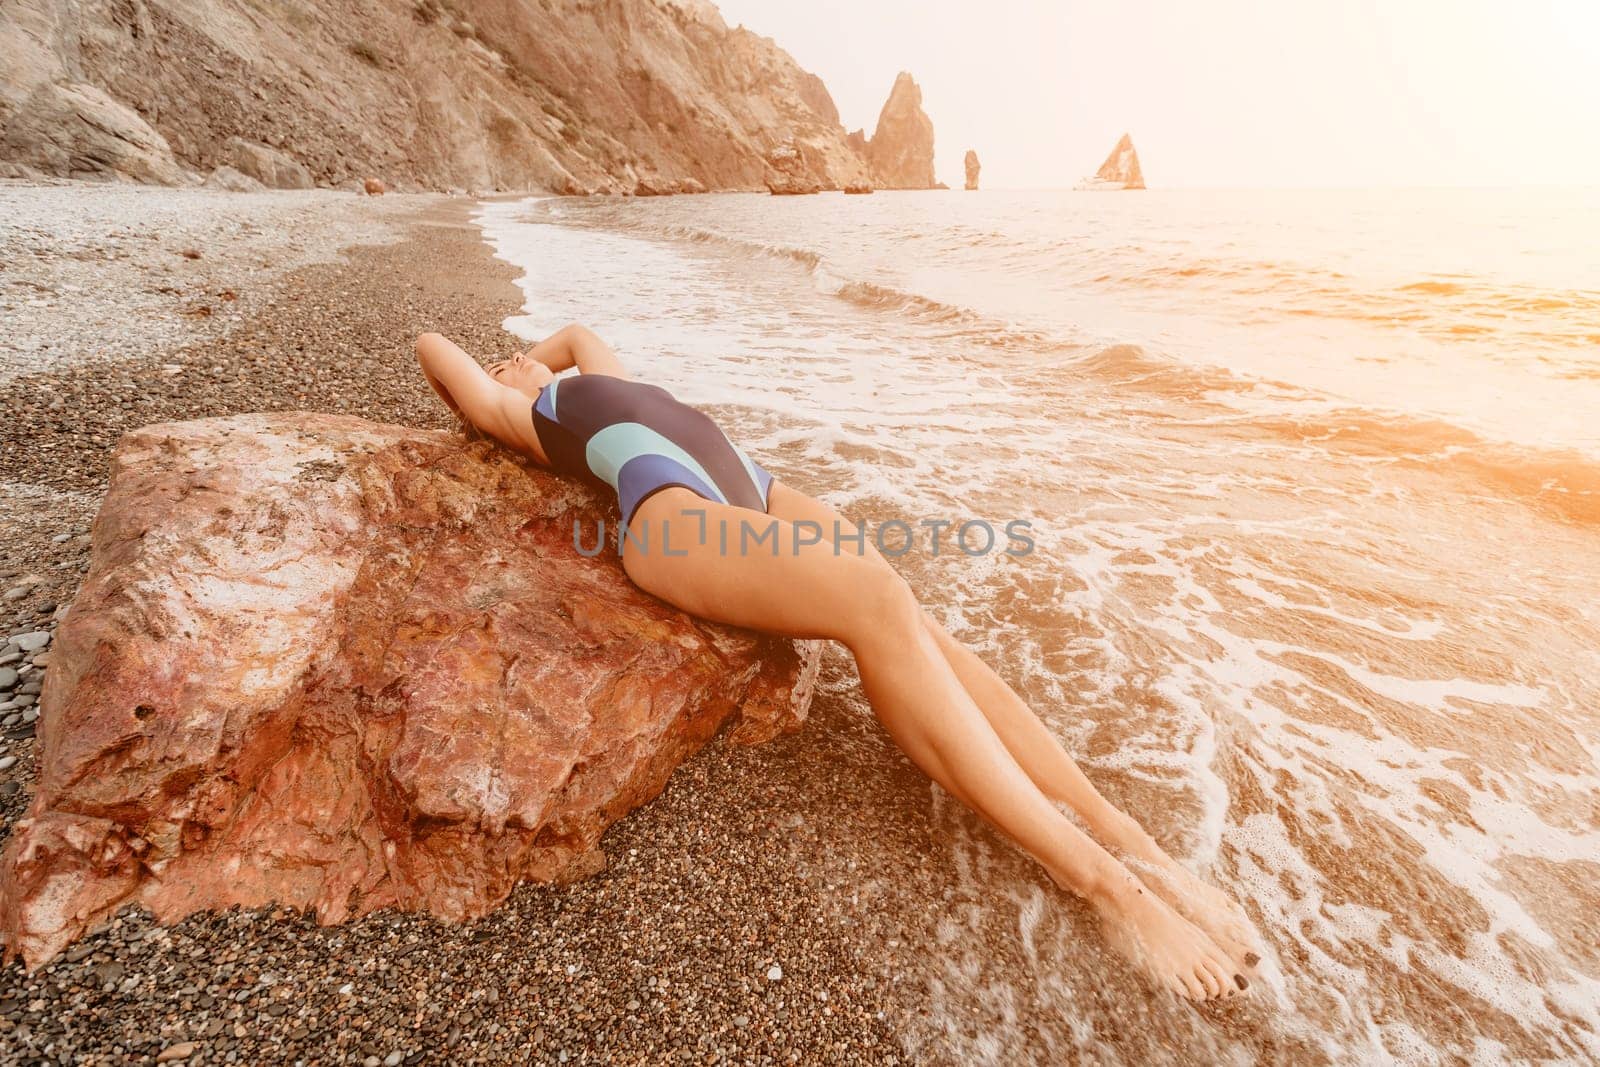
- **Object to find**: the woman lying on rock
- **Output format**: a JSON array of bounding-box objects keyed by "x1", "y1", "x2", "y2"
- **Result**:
[{"x1": 415, "y1": 325, "x2": 1263, "y2": 1002}]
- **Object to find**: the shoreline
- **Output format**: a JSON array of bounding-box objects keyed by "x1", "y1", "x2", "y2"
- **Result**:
[
  {"x1": 0, "y1": 183, "x2": 1327, "y2": 1065},
  {"x1": 0, "y1": 184, "x2": 947, "y2": 1065}
]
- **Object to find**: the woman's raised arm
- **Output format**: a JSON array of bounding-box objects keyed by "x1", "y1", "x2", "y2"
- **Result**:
[
  {"x1": 521, "y1": 323, "x2": 628, "y2": 378},
  {"x1": 415, "y1": 332, "x2": 531, "y2": 449}
]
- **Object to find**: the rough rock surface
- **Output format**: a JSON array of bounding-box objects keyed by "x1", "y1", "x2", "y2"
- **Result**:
[
  {"x1": 864, "y1": 72, "x2": 936, "y2": 190},
  {"x1": 222, "y1": 136, "x2": 314, "y2": 190},
  {"x1": 363, "y1": 176, "x2": 386, "y2": 196},
  {"x1": 0, "y1": 0, "x2": 874, "y2": 194},
  {"x1": 964, "y1": 149, "x2": 980, "y2": 190},
  {"x1": 0, "y1": 412, "x2": 820, "y2": 969},
  {"x1": 765, "y1": 140, "x2": 822, "y2": 195},
  {"x1": 200, "y1": 163, "x2": 264, "y2": 191},
  {"x1": 632, "y1": 173, "x2": 686, "y2": 197},
  {"x1": 0, "y1": 80, "x2": 186, "y2": 185}
]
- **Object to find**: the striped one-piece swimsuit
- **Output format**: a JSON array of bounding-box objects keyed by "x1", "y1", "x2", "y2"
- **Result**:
[{"x1": 530, "y1": 373, "x2": 774, "y2": 527}]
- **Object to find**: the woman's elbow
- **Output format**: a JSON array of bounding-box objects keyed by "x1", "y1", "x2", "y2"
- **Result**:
[{"x1": 416, "y1": 333, "x2": 459, "y2": 376}]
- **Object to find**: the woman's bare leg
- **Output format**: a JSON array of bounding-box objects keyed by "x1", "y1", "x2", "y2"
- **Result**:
[
  {"x1": 917, "y1": 616, "x2": 1263, "y2": 973},
  {"x1": 764, "y1": 481, "x2": 1263, "y2": 975},
  {"x1": 622, "y1": 489, "x2": 1244, "y2": 1000}
]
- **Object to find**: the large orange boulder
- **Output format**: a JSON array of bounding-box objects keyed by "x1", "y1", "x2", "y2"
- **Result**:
[{"x1": 0, "y1": 414, "x2": 820, "y2": 969}]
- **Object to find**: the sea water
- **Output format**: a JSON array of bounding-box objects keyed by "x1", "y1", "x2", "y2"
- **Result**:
[{"x1": 476, "y1": 188, "x2": 1600, "y2": 1064}]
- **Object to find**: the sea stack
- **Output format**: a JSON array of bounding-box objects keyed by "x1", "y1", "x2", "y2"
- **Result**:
[
  {"x1": 964, "y1": 150, "x2": 980, "y2": 190},
  {"x1": 1075, "y1": 133, "x2": 1145, "y2": 190},
  {"x1": 864, "y1": 72, "x2": 936, "y2": 189}
]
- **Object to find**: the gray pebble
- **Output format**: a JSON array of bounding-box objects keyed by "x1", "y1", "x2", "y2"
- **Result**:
[
  {"x1": 15, "y1": 693, "x2": 36, "y2": 707},
  {"x1": 0, "y1": 668, "x2": 17, "y2": 690},
  {"x1": 13, "y1": 631, "x2": 49, "y2": 652},
  {"x1": 2, "y1": 713, "x2": 17, "y2": 727},
  {"x1": 384, "y1": 1052, "x2": 403, "y2": 1067},
  {"x1": 52, "y1": 532, "x2": 72, "y2": 544},
  {"x1": 22, "y1": 706, "x2": 39, "y2": 723},
  {"x1": 0, "y1": 755, "x2": 17, "y2": 771},
  {"x1": 19, "y1": 679, "x2": 41, "y2": 694},
  {"x1": 0, "y1": 780, "x2": 18, "y2": 796},
  {"x1": 0, "y1": 651, "x2": 19, "y2": 666}
]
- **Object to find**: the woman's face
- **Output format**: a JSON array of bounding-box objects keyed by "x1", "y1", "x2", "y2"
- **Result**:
[{"x1": 487, "y1": 352, "x2": 555, "y2": 398}]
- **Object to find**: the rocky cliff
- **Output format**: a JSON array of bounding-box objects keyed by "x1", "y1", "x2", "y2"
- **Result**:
[
  {"x1": 0, "y1": 0, "x2": 876, "y2": 194},
  {"x1": 0, "y1": 413, "x2": 820, "y2": 968},
  {"x1": 863, "y1": 71, "x2": 937, "y2": 190}
]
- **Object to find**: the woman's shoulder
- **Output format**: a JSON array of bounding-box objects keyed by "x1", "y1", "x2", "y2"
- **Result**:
[{"x1": 489, "y1": 383, "x2": 551, "y2": 465}]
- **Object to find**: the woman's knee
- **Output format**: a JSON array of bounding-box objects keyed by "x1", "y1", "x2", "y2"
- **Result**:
[
  {"x1": 840, "y1": 562, "x2": 920, "y2": 648},
  {"x1": 561, "y1": 322, "x2": 601, "y2": 347}
]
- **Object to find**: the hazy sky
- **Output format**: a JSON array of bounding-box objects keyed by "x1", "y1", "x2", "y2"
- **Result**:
[{"x1": 711, "y1": 0, "x2": 1600, "y2": 189}]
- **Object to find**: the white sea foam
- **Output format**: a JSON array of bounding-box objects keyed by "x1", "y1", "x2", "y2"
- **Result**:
[{"x1": 474, "y1": 193, "x2": 1600, "y2": 1063}]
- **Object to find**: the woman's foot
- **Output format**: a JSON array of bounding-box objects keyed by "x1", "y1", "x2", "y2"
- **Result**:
[
  {"x1": 1091, "y1": 812, "x2": 1264, "y2": 977},
  {"x1": 1089, "y1": 868, "x2": 1249, "y2": 1001},
  {"x1": 1121, "y1": 853, "x2": 1264, "y2": 980}
]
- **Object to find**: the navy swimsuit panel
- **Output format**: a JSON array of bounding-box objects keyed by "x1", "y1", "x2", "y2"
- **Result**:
[{"x1": 531, "y1": 374, "x2": 774, "y2": 527}]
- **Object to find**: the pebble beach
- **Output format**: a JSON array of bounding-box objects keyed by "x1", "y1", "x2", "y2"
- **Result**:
[{"x1": 0, "y1": 181, "x2": 1018, "y2": 1066}]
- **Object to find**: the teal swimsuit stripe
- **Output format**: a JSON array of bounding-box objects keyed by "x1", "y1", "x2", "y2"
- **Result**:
[
  {"x1": 530, "y1": 373, "x2": 774, "y2": 529},
  {"x1": 585, "y1": 423, "x2": 729, "y2": 506}
]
